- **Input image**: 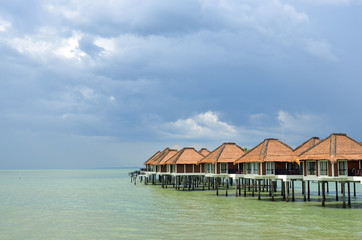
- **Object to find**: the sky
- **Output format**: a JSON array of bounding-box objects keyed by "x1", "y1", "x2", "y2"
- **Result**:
[{"x1": 1, "y1": 0, "x2": 362, "y2": 169}]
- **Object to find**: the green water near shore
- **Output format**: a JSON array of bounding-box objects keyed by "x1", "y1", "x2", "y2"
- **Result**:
[{"x1": 1, "y1": 169, "x2": 361, "y2": 239}]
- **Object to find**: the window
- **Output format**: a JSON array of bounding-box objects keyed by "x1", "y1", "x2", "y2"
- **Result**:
[
  {"x1": 253, "y1": 162, "x2": 259, "y2": 174},
  {"x1": 173, "y1": 164, "x2": 177, "y2": 173},
  {"x1": 220, "y1": 163, "x2": 228, "y2": 174},
  {"x1": 246, "y1": 163, "x2": 252, "y2": 174},
  {"x1": 320, "y1": 161, "x2": 328, "y2": 176},
  {"x1": 266, "y1": 162, "x2": 274, "y2": 175},
  {"x1": 338, "y1": 161, "x2": 347, "y2": 176},
  {"x1": 157, "y1": 165, "x2": 161, "y2": 172},
  {"x1": 307, "y1": 162, "x2": 316, "y2": 175},
  {"x1": 206, "y1": 164, "x2": 214, "y2": 173}
]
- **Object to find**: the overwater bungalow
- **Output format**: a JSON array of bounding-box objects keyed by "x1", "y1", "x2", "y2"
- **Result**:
[
  {"x1": 165, "y1": 147, "x2": 206, "y2": 190},
  {"x1": 234, "y1": 138, "x2": 298, "y2": 200},
  {"x1": 143, "y1": 151, "x2": 161, "y2": 172},
  {"x1": 235, "y1": 138, "x2": 297, "y2": 179},
  {"x1": 151, "y1": 148, "x2": 178, "y2": 174},
  {"x1": 166, "y1": 147, "x2": 205, "y2": 175},
  {"x1": 297, "y1": 133, "x2": 362, "y2": 180},
  {"x1": 198, "y1": 142, "x2": 245, "y2": 177},
  {"x1": 296, "y1": 133, "x2": 362, "y2": 207}
]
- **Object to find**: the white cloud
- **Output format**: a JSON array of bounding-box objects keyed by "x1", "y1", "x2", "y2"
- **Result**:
[
  {"x1": 0, "y1": 19, "x2": 11, "y2": 32},
  {"x1": 278, "y1": 110, "x2": 325, "y2": 134},
  {"x1": 157, "y1": 110, "x2": 328, "y2": 148},
  {"x1": 301, "y1": 0, "x2": 353, "y2": 6},
  {"x1": 304, "y1": 38, "x2": 338, "y2": 61},
  {"x1": 159, "y1": 111, "x2": 237, "y2": 139}
]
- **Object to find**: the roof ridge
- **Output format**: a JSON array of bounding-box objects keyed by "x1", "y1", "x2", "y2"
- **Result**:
[
  {"x1": 259, "y1": 140, "x2": 267, "y2": 159},
  {"x1": 263, "y1": 139, "x2": 269, "y2": 160},
  {"x1": 215, "y1": 144, "x2": 226, "y2": 163}
]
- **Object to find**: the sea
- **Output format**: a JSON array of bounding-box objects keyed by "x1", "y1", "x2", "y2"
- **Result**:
[{"x1": 0, "y1": 169, "x2": 361, "y2": 240}]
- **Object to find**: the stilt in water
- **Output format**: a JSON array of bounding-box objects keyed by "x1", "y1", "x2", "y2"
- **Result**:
[
  {"x1": 239, "y1": 178, "x2": 242, "y2": 196},
  {"x1": 235, "y1": 178, "x2": 239, "y2": 197},
  {"x1": 322, "y1": 181, "x2": 326, "y2": 207},
  {"x1": 318, "y1": 182, "x2": 320, "y2": 196},
  {"x1": 335, "y1": 182, "x2": 339, "y2": 201},
  {"x1": 271, "y1": 181, "x2": 275, "y2": 201},
  {"x1": 342, "y1": 182, "x2": 346, "y2": 208},
  {"x1": 244, "y1": 179, "x2": 247, "y2": 197},
  {"x1": 252, "y1": 180, "x2": 255, "y2": 197},
  {"x1": 303, "y1": 181, "x2": 306, "y2": 202},
  {"x1": 258, "y1": 180, "x2": 261, "y2": 200},
  {"x1": 307, "y1": 181, "x2": 310, "y2": 201},
  {"x1": 285, "y1": 182, "x2": 289, "y2": 202},
  {"x1": 292, "y1": 180, "x2": 295, "y2": 202},
  {"x1": 347, "y1": 182, "x2": 351, "y2": 207},
  {"x1": 225, "y1": 178, "x2": 229, "y2": 197},
  {"x1": 269, "y1": 180, "x2": 272, "y2": 197},
  {"x1": 216, "y1": 178, "x2": 219, "y2": 196},
  {"x1": 354, "y1": 182, "x2": 356, "y2": 197},
  {"x1": 326, "y1": 182, "x2": 329, "y2": 193}
]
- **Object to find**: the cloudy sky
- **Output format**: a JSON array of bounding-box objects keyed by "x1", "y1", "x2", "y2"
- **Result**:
[{"x1": 1, "y1": 0, "x2": 362, "y2": 169}]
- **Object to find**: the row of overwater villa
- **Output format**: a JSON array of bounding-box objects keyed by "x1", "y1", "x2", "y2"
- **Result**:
[{"x1": 132, "y1": 133, "x2": 362, "y2": 208}]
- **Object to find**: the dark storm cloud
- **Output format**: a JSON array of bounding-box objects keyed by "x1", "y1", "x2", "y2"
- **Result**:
[{"x1": 1, "y1": 0, "x2": 362, "y2": 168}]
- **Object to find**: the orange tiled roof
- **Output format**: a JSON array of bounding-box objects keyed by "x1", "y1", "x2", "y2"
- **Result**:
[
  {"x1": 199, "y1": 148, "x2": 211, "y2": 156},
  {"x1": 166, "y1": 147, "x2": 205, "y2": 165},
  {"x1": 158, "y1": 149, "x2": 178, "y2": 165},
  {"x1": 235, "y1": 138, "x2": 294, "y2": 163},
  {"x1": 297, "y1": 133, "x2": 362, "y2": 162},
  {"x1": 198, "y1": 143, "x2": 245, "y2": 164},
  {"x1": 293, "y1": 137, "x2": 320, "y2": 156},
  {"x1": 143, "y1": 151, "x2": 161, "y2": 165},
  {"x1": 150, "y1": 148, "x2": 177, "y2": 165}
]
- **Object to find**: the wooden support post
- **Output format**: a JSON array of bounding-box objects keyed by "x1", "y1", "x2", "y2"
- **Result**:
[
  {"x1": 248, "y1": 179, "x2": 251, "y2": 192},
  {"x1": 258, "y1": 180, "x2": 261, "y2": 200},
  {"x1": 239, "y1": 178, "x2": 241, "y2": 196},
  {"x1": 303, "y1": 181, "x2": 306, "y2": 202},
  {"x1": 244, "y1": 179, "x2": 247, "y2": 197},
  {"x1": 274, "y1": 180, "x2": 277, "y2": 192},
  {"x1": 271, "y1": 181, "x2": 274, "y2": 201},
  {"x1": 226, "y1": 178, "x2": 229, "y2": 197},
  {"x1": 354, "y1": 182, "x2": 356, "y2": 197},
  {"x1": 318, "y1": 182, "x2": 320, "y2": 196},
  {"x1": 326, "y1": 182, "x2": 329, "y2": 193},
  {"x1": 281, "y1": 181, "x2": 284, "y2": 197},
  {"x1": 208, "y1": 177, "x2": 210, "y2": 190},
  {"x1": 285, "y1": 182, "x2": 289, "y2": 202},
  {"x1": 347, "y1": 182, "x2": 351, "y2": 207},
  {"x1": 235, "y1": 179, "x2": 239, "y2": 197},
  {"x1": 335, "y1": 182, "x2": 338, "y2": 201},
  {"x1": 216, "y1": 178, "x2": 219, "y2": 196},
  {"x1": 182, "y1": 177, "x2": 185, "y2": 191},
  {"x1": 252, "y1": 180, "x2": 255, "y2": 197},
  {"x1": 203, "y1": 177, "x2": 205, "y2": 191},
  {"x1": 322, "y1": 181, "x2": 326, "y2": 207},
  {"x1": 292, "y1": 180, "x2": 295, "y2": 202},
  {"x1": 269, "y1": 180, "x2": 272, "y2": 197},
  {"x1": 342, "y1": 182, "x2": 346, "y2": 208},
  {"x1": 307, "y1": 181, "x2": 310, "y2": 201}
]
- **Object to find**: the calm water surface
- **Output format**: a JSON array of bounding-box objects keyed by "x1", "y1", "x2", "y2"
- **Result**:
[{"x1": 0, "y1": 169, "x2": 361, "y2": 240}]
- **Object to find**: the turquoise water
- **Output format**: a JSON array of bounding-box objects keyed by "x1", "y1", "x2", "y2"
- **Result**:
[{"x1": 1, "y1": 169, "x2": 361, "y2": 240}]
